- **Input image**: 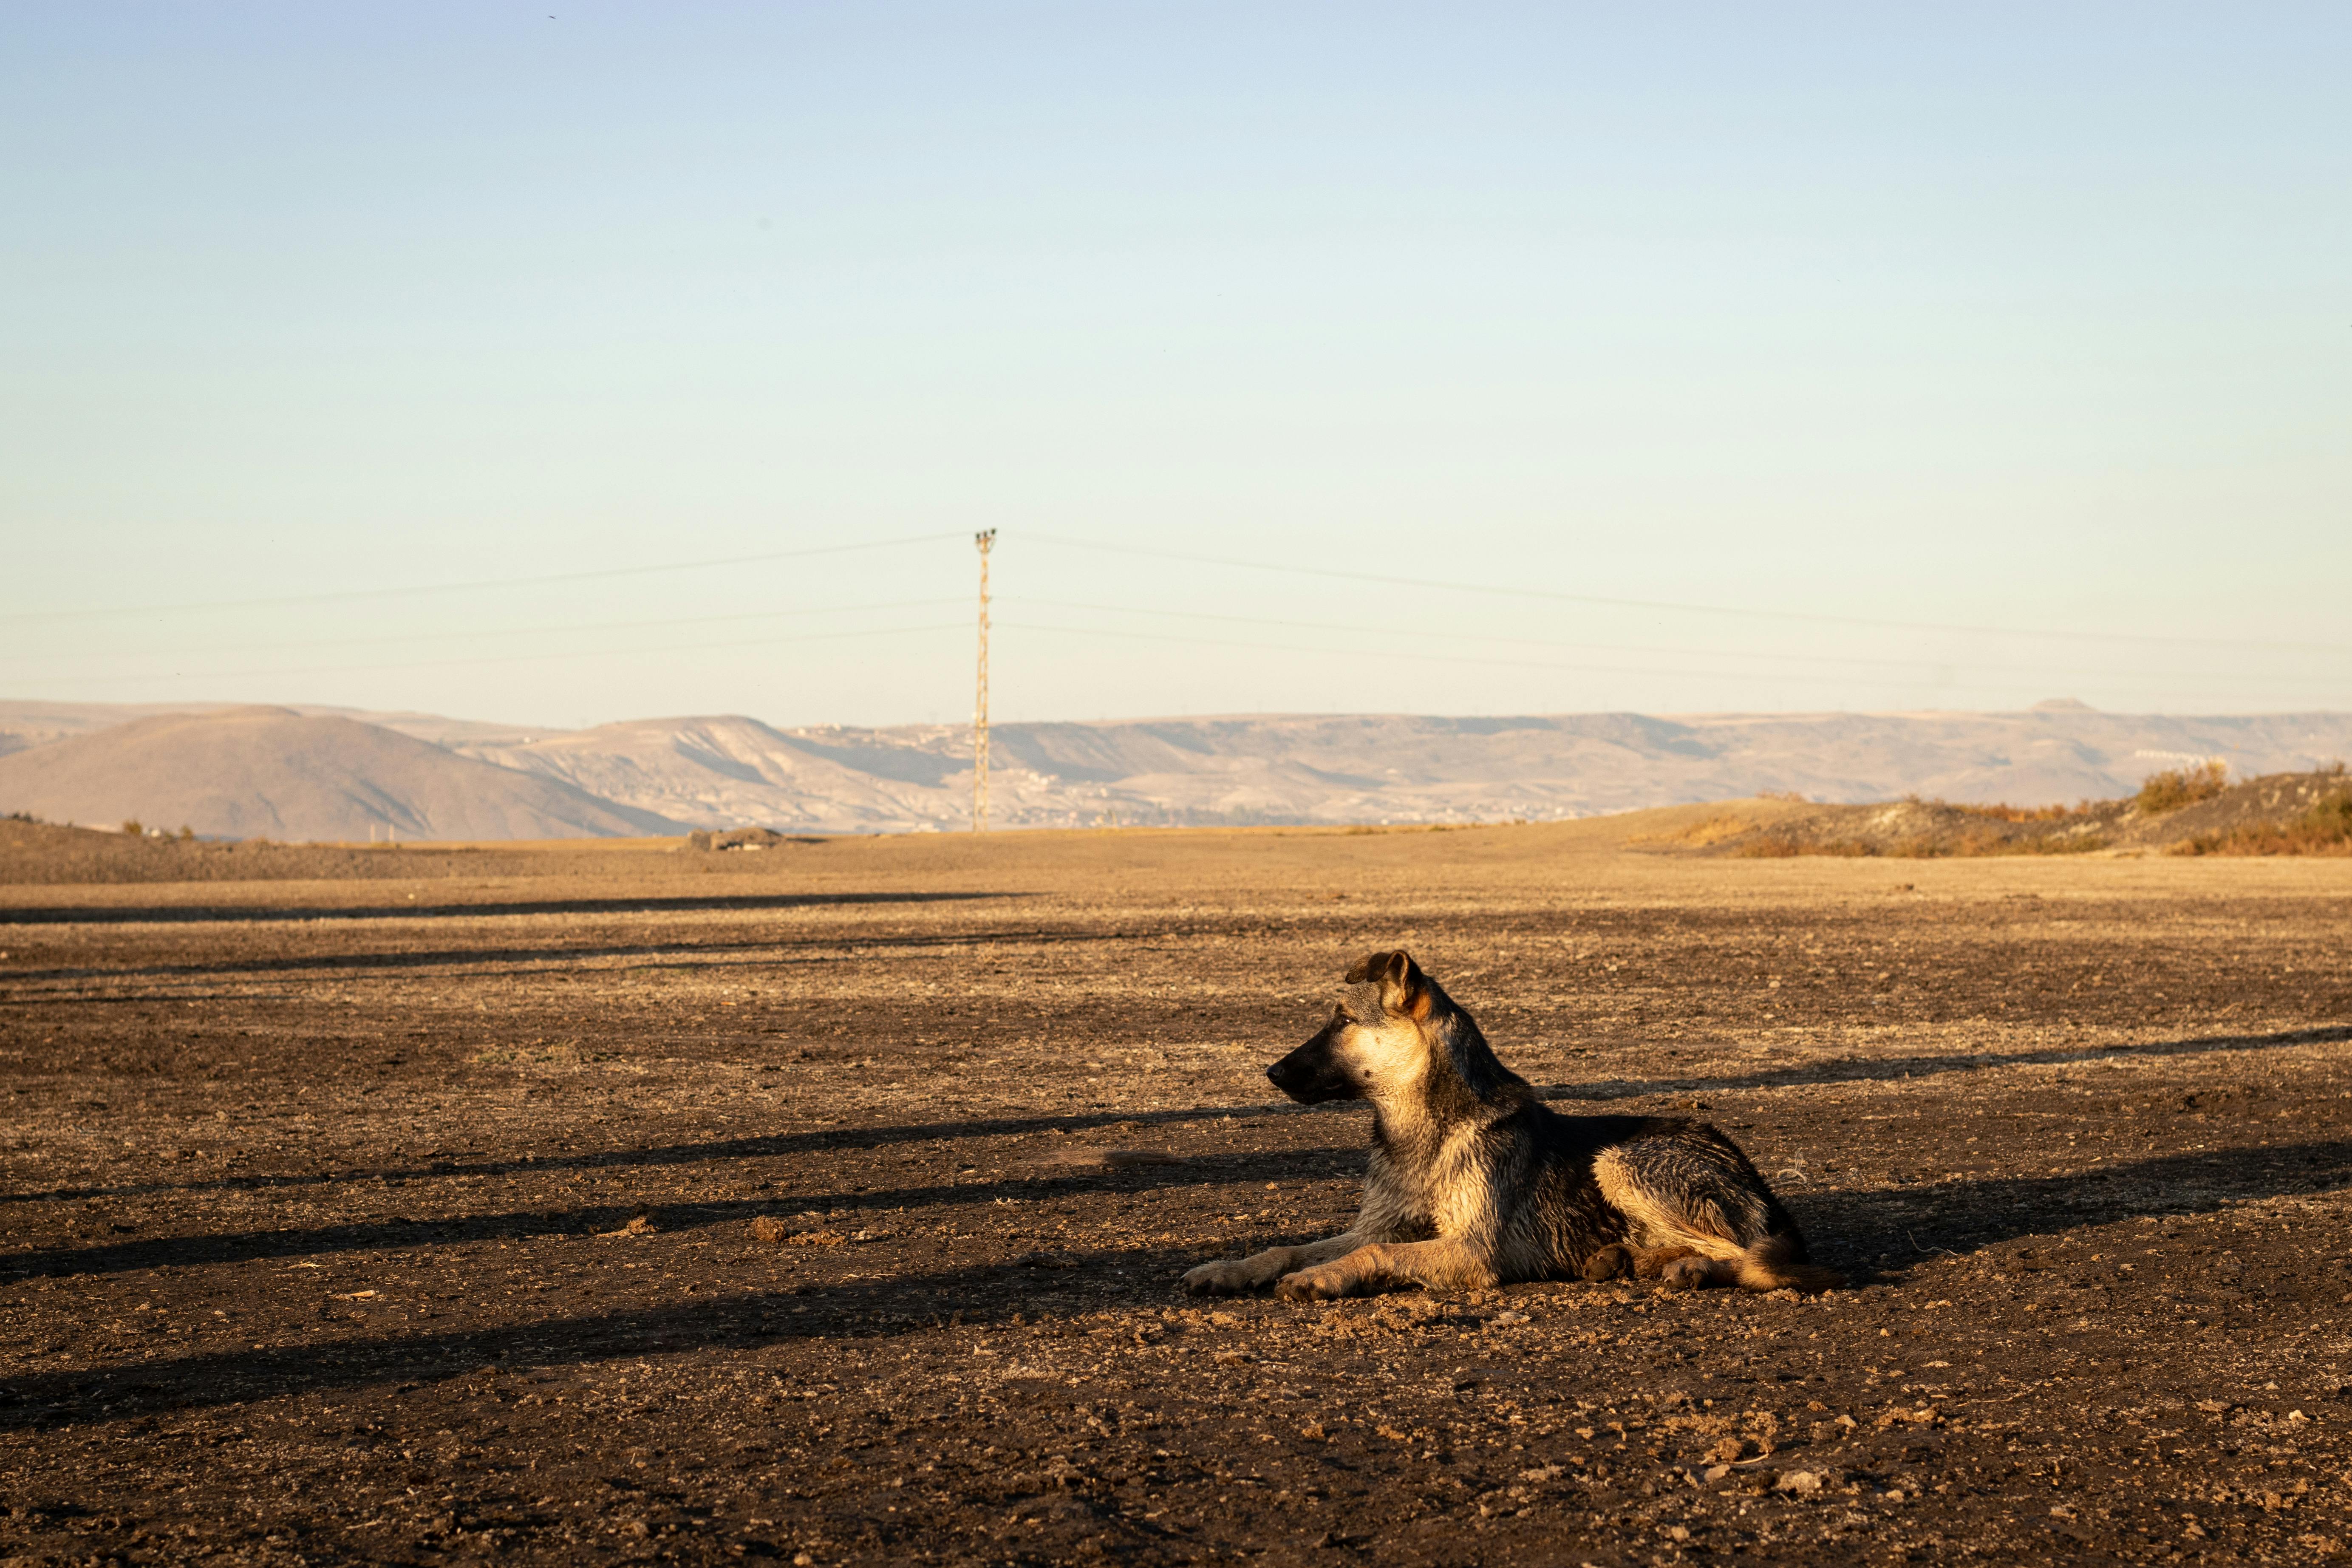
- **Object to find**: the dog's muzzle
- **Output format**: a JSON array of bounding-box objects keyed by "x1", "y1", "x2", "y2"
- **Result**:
[{"x1": 1268, "y1": 1031, "x2": 1357, "y2": 1105}]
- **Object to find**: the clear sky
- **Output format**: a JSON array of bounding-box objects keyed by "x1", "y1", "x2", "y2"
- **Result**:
[{"x1": 3, "y1": 3, "x2": 2346, "y2": 729}]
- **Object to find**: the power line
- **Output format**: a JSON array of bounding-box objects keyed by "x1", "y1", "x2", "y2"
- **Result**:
[
  {"x1": 0, "y1": 597, "x2": 969, "y2": 663},
  {"x1": 1022, "y1": 533, "x2": 2352, "y2": 657},
  {"x1": 0, "y1": 532, "x2": 969, "y2": 624},
  {"x1": 992, "y1": 621, "x2": 1940, "y2": 691},
  {"x1": 992, "y1": 620, "x2": 2349, "y2": 696},
  {"x1": 999, "y1": 598, "x2": 2352, "y2": 693},
  {"x1": 10, "y1": 526, "x2": 2343, "y2": 707},
  {"x1": 19, "y1": 622, "x2": 972, "y2": 686},
  {"x1": 17, "y1": 588, "x2": 2344, "y2": 696}
]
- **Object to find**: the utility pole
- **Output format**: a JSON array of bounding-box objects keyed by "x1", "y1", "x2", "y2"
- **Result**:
[{"x1": 972, "y1": 529, "x2": 996, "y2": 833}]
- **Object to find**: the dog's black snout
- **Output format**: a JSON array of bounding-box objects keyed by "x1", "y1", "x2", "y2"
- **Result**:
[{"x1": 1267, "y1": 1024, "x2": 1359, "y2": 1105}]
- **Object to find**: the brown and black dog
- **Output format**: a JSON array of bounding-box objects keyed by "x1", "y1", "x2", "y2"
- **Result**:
[{"x1": 1183, "y1": 951, "x2": 1841, "y2": 1300}]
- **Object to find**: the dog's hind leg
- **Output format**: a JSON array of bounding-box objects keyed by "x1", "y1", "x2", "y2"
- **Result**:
[
  {"x1": 1628, "y1": 1245, "x2": 1747, "y2": 1291},
  {"x1": 1595, "y1": 1139, "x2": 1840, "y2": 1293},
  {"x1": 1596, "y1": 1144, "x2": 1750, "y2": 1276},
  {"x1": 1273, "y1": 1237, "x2": 1499, "y2": 1301},
  {"x1": 1183, "y1": 1231, "x2": 1370, "y2": 1296},
  {"x1": 1630, "y1": 1243, "x2": 1707, "y2": 1281}
]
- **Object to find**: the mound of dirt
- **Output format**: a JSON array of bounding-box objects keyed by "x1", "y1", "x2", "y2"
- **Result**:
[
  {"x1": 1650, "y1": 770, "x2": 2352, "y2": 858},
  {"x1": 685, "y1": 825, "x2": 822, "y2": 852}
]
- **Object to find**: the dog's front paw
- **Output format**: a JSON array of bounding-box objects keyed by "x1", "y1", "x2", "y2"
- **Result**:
[
  {"x1": 1182, "y1": 1259, "x2": 1260, "y2": 1296},
  {"x1": 1274, "y1": 1264, "x2": 1356, "y2": 1302},
  {"x1": 1581, "y1": 1244, "x2": 1632, "y2": 1282}
]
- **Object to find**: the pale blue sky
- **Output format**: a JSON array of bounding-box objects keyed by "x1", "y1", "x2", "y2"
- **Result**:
[{"x1": 3, "y1": 4, "x2": 2346, "y2": 727}]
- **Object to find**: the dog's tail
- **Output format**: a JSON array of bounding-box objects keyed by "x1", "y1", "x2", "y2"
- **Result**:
[{"x1": 1734, "y1": 1233, "x2": 1844, "y2": 1293}]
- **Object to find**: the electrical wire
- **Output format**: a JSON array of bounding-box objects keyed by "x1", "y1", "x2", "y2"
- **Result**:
[
  {"x1": 1000, "y1": 598, "x2": 2352, "y2": 692},
  {"x1": 19, "y1": 591, "x2": 2343, "y2": 699},
  {"x1": 8, "y1": 528, "x2": 2342, "y2": 705},
  {"x1": 0, "y1": 532, "x2": 969, "y2": 624},
  {"x1": 13, "y1": 580, "x2": 2332, "y2": 694},
  {"x1": 0, "y1": 598, "x2": 969, "y2": 663},
  {"x1": 1021, "y1": 533, "x2": 2352, "y2": 657},
  {"x1": 997, "y1": 621, "x2": 1997, "y2": 693},
  {"x1": 22, "y1": 623, "x2": 972, "y2": 686}
]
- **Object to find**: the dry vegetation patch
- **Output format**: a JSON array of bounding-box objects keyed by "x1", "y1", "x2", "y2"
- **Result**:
[
  {"x1": 1681, "y1": 769, "x2": 2349, "y2": 860},
  {"x1": 2175, "y1": 785, "x2": 2352, "y2": 858},
  {"x1": 2136, "y1": 760, "x2": 2233, "y2": 815}
]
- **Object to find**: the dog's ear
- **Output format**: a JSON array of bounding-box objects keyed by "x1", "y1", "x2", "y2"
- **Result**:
[{"x1": 1343, "y1": 950, "x2": 1431, "y2": 1021}]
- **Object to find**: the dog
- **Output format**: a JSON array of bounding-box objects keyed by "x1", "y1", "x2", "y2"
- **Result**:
[{"x1": 1182, "y1": 951, "x2": 1841, "y2": 1300}]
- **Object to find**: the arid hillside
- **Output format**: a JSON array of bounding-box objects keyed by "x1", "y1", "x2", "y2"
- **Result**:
[
  {"x1": 4, "y1": 698, "x2": 2350, "y2": 839},
  {"x1": 0, "y1": 707, "x2": 684, "y2": 841},
  {"x1": 450, "y1": 707, "x2": 2352, "y2": 829}
]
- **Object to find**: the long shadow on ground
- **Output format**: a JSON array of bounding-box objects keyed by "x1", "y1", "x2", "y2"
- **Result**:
[
  {"x1": 2, "y1": 1148, "x2": 1361, "y2": 1281},
  {"x1": 8, "y1": 1101, "x2": 1334, "y2": 1209},
  {"x1": 6, "y1": 1137, "x2": 2351, "y2": 1428},
  {"x1": 0, "y1": 890, "x2": 1022, "y2": 927},
  {"x1": 11, "y1": 1124, "x2": 2351, "y2": 1288},
  {"x1": 21, "y1": 1024, "x2": 2341, "y2": 1211},
  {"x1": 1550, "y1": 1023, "x2": 2352, "y2": 1100},
  {"x1": 7, "y1": 923, "x2": 1084, "y2": 987}
]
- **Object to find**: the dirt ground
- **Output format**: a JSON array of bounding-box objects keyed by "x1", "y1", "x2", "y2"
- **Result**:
[{"x1": 4, "y1": 812, "x2": 2352, "y2": 1566}]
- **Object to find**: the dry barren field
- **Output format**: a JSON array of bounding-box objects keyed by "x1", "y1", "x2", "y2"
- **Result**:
[{"x1": 4, "y1": 812, "x2": 2351, "y2": 1566}]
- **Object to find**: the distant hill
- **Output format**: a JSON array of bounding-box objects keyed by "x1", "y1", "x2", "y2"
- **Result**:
[
  {"x1": 459, "y1": 715, "x2": 950, "y2": 833},
  {"x1": 450, "y1": 708, "x2": 2352, "y2": 832},
  {"x1": 458, "y1": 708, "x2": 2352, "y2": 830},
  {"x1": 0, "y1": 698, "x2": 548, "y2": 756},
  {"x1": 5, "y1": 700, "x2": 2350, "y2": 840},
  {"x1": 0, "y1": 699, "x2": 219, "y2": 759},
  {"x1": 0, "y1": 707, "x2": 684, "y2": 841}
]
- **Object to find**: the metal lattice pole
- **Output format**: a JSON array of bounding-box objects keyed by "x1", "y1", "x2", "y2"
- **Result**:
[{"x1": 972, "y1": 529, "x2": 996, "y2": 833}]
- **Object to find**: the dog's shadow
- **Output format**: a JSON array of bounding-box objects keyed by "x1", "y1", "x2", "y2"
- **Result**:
[
  {"x1": 1191, "y1": 1134, "x2": 2352, "y2": 1287},
  {"x1": 8, "y1": 1139, "x2": 2341, "y2": 1430},
  {"x1": 1745, "y1": 1137, "x2": 2352, "y2": 1282}
]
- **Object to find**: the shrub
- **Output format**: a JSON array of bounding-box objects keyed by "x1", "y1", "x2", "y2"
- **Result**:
[
  {"x1": 1949, "y1": 800, "x2": 2096, "y2": 823},
  {"x1": 2135, "y1": 760, "x2": 2230, "y2": 814},
  {"x1": 121, "y1": 818, "x2": 144, "y2": 838},
  {"x1": 2010, "y1": 833, "x2": 2107, "y2": 855},
  {"x1": 2174, "y1": 794, "x2": 2352, "y2": 857},
  {"x1": 1895, "y1": 793, "x2": 2093, "y2": 822},
  {"x1": 1735, "y1": 835, "x2": 1869, "y2": 858},
  {"x1": 1737, "y1": 827, "x2": 2104, "y2": 858}
]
